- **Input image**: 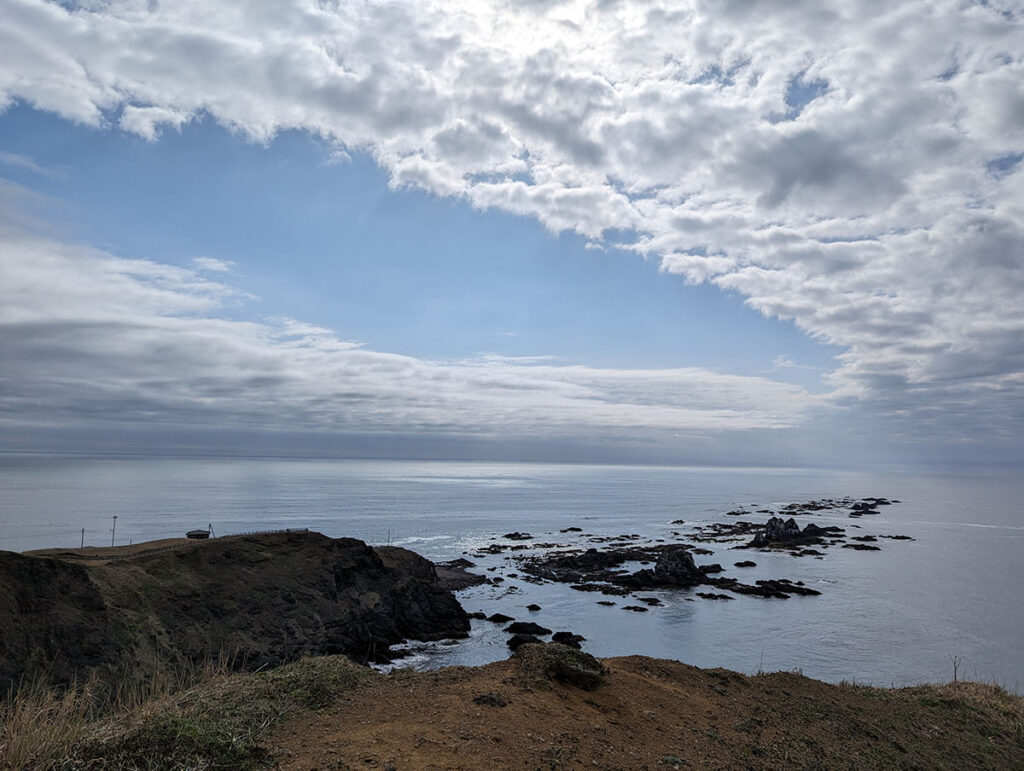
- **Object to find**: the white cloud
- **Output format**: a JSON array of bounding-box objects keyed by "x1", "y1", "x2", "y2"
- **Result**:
[
  {"x1": 0, "y1": 150, "x2": 62, "y2": 178},
  {"x1": 0, "y1": 224, "x2": 819, "y2": 440},
  {"x1": 0, "y1": 0, "x2": 1022, "y2": 445},
  {"x1": 192, "y1": 256, "x2": 234, "y2": 272}
]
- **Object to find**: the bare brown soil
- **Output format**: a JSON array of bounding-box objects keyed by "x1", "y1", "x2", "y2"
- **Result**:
[{"x1": 269, "y1": 653, "x2": 1024, "y2": 770}]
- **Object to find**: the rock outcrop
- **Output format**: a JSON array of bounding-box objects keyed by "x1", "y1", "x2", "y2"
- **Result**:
[
  {"x1": 749, "y1": 517, "x2": 844, "y2": 548},
  {"x1": 0, "y1": 531, "x2": 469, "y2": 692}
]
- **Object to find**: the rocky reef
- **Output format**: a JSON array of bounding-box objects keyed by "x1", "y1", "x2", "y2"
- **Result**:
[{"x1": 0, "y1": 531, "x2": 469, "y2": 693}]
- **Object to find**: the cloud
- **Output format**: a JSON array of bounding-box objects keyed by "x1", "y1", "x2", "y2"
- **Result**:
[
  {"x1": 0, "y1": 150, "x2": 63, "y2": 178},
  {"x1": 192, "y1": 256, "x2": 234, "y2": 272},
  {"x1": 0, "y1": 0, "x2": 1022, "y2": 447},
  {"x1": 0, "y1": 220, "x2": 819, "y2": 444}
]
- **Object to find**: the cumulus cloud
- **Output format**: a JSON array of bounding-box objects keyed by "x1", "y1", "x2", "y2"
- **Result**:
[{"x1": 0, "y1": 0, "x2": 1022, "y2": 445}]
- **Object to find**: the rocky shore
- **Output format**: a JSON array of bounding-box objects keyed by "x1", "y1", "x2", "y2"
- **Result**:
[
  {"x1": 435, "y1": 497, "x2": 915, "y2": 650},
  {"x1": 6, "y1": 499, "x2": 1022, "y2": 769},
  {"x1": 3, "y1": 496, "x2": 916, "y2": 691}
]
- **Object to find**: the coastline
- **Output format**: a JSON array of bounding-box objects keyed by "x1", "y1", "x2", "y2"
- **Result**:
[{"x1": 4, "y1": 528, "x2": 1024, "y2": 768}]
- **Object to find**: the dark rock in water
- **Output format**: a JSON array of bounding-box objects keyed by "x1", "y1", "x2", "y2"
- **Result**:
[
  {"x1": 754, "y1": 516, "x2": 800, "y2": 543},
  {"x1": 734, "y1": 561, "x2": 757, "y2": 568},
  {"x1": 526, "y1": 603, "x2": 542, "y2": 611},
  {"x1": 502, "y1": 532, "x2": 533, "y2": 541},
  {"x1": 670, "y1": 519, "x2": 686, "y2": 524},
  {"x1": 596, "y1": 600, "x2": 616, "y2": 606},
  {"x1": 749, "y1": 517, "x2": 844, "y2": 548},
  {"x1": 505, "y1": 621, "x2": 552, "y2": 636},
  {"x1": 0, "y1": 532, "x2": 470, "y2": 693},
  {"x1": 634, "y1": 547, "x2": 704, "y2": 588},
  {"x1": 487, "y1": 613, "x2": 515, "y2": 623},
  {"x1": 507, "y1": 633, "x2": 543, "y2": 650},
  {"x1": 435, "y1": 558, "x2": 487, "y2": 591},
  {"x1": 467, "y1": 611, "x2": 487, "y2": 620},
  {"x1": 763, "y1": 579, "x2": 821, "y2": 596},
  {"x1": 879, "y1": 534, "x2": 914, "y2": 541},
  {"x1": 473, "y1": 692, "x2": 507, "y2": 707},
  {"x1": 551, "y1": 631, "x2": 586, "y2": 648},
  {"x1": 622, "y1": 605, "x2": 649, "y2": 612},
  {"x1": 852, "y1": 535, "x2": 878, "y2": 542},
  {"x1": 843, "y1": 543, "x2": 881, "y2": 551},
  {"x1": 706, "y1": 577, "x2": 821, "y2": 599},
  {"x1": 850, "y1": 502, "x2": 879, "y2": 514},
  {"x1": 699, "y1": 563, "x2": 725, "y2": 574},
  {"x1": 696, "y1": 592, "x2": 734, "y2": 600},
  {"x1": 637, "y1": 596, "x2": 663, "y2": 606},
  {"x1": 559, "y1": 527, "x2": 583, "y2": 533}
]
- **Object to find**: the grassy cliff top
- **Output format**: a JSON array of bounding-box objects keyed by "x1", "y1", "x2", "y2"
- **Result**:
[{"x1": 5, "y1": 646, "x2": 1022, "y2": 770}]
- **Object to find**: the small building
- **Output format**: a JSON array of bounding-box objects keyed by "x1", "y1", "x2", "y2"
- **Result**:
[{"x1": 186, "y1": 529, "x2": 211, "y2": 540}]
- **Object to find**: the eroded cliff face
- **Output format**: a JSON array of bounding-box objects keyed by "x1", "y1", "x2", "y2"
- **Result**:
[{"x1": 0, "y1": 532, "x2": 469, "y2": 692}]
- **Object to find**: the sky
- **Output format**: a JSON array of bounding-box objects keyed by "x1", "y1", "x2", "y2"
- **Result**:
[{"x1": 0, "y1": 0, "x2": 1022, "y2": 468}]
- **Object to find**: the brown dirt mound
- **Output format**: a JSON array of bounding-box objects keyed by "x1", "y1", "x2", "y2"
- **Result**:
[{"x1": 269, "y1": 652, "x2": 1024, "y2": 770}]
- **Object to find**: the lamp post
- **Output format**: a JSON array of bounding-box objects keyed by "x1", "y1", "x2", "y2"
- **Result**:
[{"x1": 111, "y1": 515, "x2": 118, "y2": 547}]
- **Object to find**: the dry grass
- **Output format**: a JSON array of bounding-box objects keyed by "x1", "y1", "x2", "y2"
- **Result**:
[
  {"x1": 2, "y1": 676, "x2": 97, "y2": 770},
  {"x1": 1, "y1": 656, "x2": 237, "y2": 770},
  {"x1": 1, "y1": 655, "x2": 374, "y2": 770}
]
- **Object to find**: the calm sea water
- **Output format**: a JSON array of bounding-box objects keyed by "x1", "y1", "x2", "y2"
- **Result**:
[{"x1": 1, "y1": 455, "x2": 1021, "y2": 690}]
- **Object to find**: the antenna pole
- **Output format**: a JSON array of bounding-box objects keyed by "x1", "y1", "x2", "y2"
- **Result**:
[{"x1": 111, "y1": 515, "x2": 118, "y2": 547}]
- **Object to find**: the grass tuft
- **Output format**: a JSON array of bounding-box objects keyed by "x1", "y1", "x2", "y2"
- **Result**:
[{"x1": 2, "y1": 656, "x2": 374, "y2": 770}]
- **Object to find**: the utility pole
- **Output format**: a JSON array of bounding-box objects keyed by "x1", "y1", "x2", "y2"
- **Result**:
[
  {"x1": 81, "y1": 528, "x2": 85, "y2": 548},
  {"x1": 111, "y1": 515, "x2": 117, "y2": 547}
]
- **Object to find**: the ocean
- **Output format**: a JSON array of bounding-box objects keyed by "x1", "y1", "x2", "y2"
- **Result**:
[{"x1": 2, "y1": 454, "x2": 1021, "y2": 691}]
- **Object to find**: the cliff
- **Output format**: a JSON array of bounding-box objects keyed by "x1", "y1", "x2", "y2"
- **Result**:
[{"x1": 0, "y1": 531, "x2": 468, "y2": 692}]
